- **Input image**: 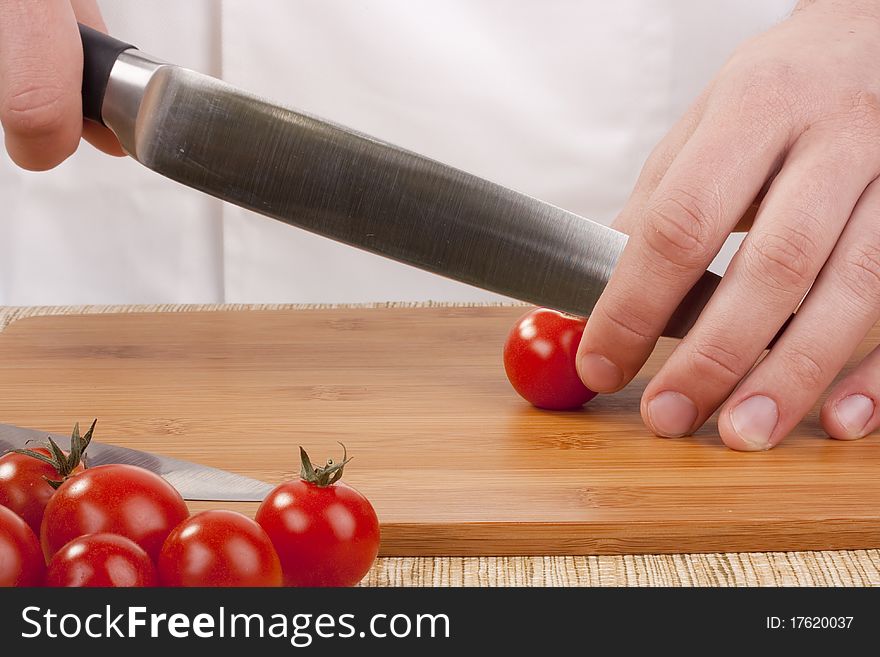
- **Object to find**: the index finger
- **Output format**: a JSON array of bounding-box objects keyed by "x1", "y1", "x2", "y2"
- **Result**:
[{"x1": 576, "y1": 103, "x2": 788, "y2": 393}]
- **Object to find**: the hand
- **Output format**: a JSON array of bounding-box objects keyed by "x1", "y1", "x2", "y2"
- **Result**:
[
  {"x1": 0, "y1": 0, "x2": 124, "y2": 170},
  {"x1": 577, "y1": 0, "x2": 880, "y2": 450}
]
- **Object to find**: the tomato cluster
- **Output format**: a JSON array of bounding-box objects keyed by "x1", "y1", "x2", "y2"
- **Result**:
[{"x1": 0, "y1": 422, "x2": 379, "y2": 588}]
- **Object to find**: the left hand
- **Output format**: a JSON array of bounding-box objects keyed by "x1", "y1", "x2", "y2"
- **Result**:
[{"x1": 576, "y1": 0, "x2": 880, "y2": 450}]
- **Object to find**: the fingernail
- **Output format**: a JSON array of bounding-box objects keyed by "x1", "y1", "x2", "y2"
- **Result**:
[
  {"x1": 833, "y1": 394, "x2": 874, "y2": 440},
  {"x1": 646, "y1": 391, "x2": 698, "y2": 438},
  {"x1": 729, "y1": 395, "x2": 779, "y2": 451},
  {"x1": 578, "y1": 353, "x2": 623, "y2": 392}
]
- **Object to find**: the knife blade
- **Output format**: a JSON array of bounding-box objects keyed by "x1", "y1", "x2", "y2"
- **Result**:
[
  {"x1": 78, "y1": 24, "x2": 725, "y2": 339},
  {"x1": 0, "y1": 423, "x2": 273, "y2": 502}
]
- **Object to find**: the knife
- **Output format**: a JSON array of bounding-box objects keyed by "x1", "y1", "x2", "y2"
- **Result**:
[
  {"x1": 78, "y1": 24, "x2": 726, "y2": 339},
  {"x1": 0, "y1": 423, "x2": 273, "y2": 502}
]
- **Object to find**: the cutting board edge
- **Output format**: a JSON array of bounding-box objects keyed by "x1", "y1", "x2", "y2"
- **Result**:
[
  {"x1": 376, "y1": 519, "x2": 880, "y2": 556},
  {"x1": 185, "y1": 501, "x2": 880, "y2": 556}
]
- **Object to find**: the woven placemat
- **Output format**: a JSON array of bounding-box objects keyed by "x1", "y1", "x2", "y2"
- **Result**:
[{"x1": 2, "y1": 303, "x2": 878, "y2": 587}]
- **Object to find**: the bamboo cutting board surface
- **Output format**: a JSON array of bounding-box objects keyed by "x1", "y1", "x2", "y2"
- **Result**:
[{"x1": 0, "y1": 306, "x2": 878, "y2": 557}]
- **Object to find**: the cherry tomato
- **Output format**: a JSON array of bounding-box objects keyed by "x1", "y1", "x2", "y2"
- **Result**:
[
  {"x1": 503, "y1": 308, "x2": 597, "y2": 410},
  {"x1": 0, "y1": 447, "x2": 84, "y2": 536},
  {"x1": 0, "y1": 504, "x2": 45, "y2": 587},
  {"x1": 158, "y1": 510, "x2": 281, "y2": 587},
  {"x1": 256, "y1": 447, "x2": 380, "y2": 587},
  {"x1": 45, "y1": 533, "x2": 157, "y2": 587},
  {"x1": 41, "y1": 464, "x2": 189, "y2": 562}
]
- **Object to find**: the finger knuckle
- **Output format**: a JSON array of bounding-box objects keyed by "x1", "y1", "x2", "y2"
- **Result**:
[
  {"x1": 834, "y1": 242, "x2": 880, "y2": 311},
  {"x1": 782, "y1": 344, "x2": 826, "y2": 391},
  {"x1": 687, "y1": 339, "x2": 749, "y2": 384},
  {"x1": 716, "y1": 58, "x2": 805, "y2": 136},
  {"x1": 596, "y1": 303, "x2": 656, "y2": 345},
  {"x1": 744, "y1": 224, "x2": 817, "y2": 292},
  {"x1": 737, "y1": 60, "x2": 802, "y2": 107},
  {"x1": 642, "y1": 188, "x2": 718, "y2": 270},
  {"x1": 1, "y1": 82, "x2": 71, "y2": 140},
  {"x1": 846, "y1": 90, "x2": 880, "y2": 135},
  {"x1": 743, "y1": 60, "x2": 800, "y2": 96}
]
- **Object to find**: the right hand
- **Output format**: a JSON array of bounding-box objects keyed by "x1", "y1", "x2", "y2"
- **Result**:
[{"x1": 0, "y1": 0, "x2": 124, "y2": 170}]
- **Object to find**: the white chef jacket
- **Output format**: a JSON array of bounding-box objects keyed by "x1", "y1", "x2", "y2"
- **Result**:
[{"x1": 0, "y1": 0, "x2": 795, "y2": 305}]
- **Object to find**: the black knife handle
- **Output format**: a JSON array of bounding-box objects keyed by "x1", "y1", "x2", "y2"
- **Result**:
[{"x1": 79, "y1": 23, "x2": 136, "y2": 124}]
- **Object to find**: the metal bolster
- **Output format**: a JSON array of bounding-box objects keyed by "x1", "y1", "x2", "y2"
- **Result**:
[{"x1": 101, "y1": 50, "x2": 169, "y2": 159}]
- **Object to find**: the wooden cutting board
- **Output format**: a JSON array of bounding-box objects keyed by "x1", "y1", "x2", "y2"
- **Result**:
[{"x1": 0, "y1": 307, "x2": 878, "y2": 556}]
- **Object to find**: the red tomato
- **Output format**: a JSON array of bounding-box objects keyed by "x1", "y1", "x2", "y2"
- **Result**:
[
  {"x1": 0, "y1": 421, "x2": 94, "y2": 535},
  {"x1": 256, "y1": 447, "x2": 379, "y2": 587},
  {"x1": 503, "y1": 308, "x2": 597, "y2": 410},
  {"x1": 0, "y1": 504, "x2": 45, "y2": 587},
  {"x1": 158, "y1": 510, "x2": 282, "y2": 587},
  {"x1": 45, "y1": 533, "x2": 157, "y2": 587},
  {"x1": 41, "y1": 464, "x2": 189, "y2": 562},
  {"x1": 0, "y1": 448, "x2": 84, "y2": 536}
]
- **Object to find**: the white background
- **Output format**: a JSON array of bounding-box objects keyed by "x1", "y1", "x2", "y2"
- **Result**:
[{"x1": 0, "y1": 0, "x2": 795, "y2": 306}]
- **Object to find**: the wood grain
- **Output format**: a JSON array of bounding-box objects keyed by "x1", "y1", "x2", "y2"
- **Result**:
[{"x1": 0, "y1": 306, "x2": 877, "y2": 556}]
